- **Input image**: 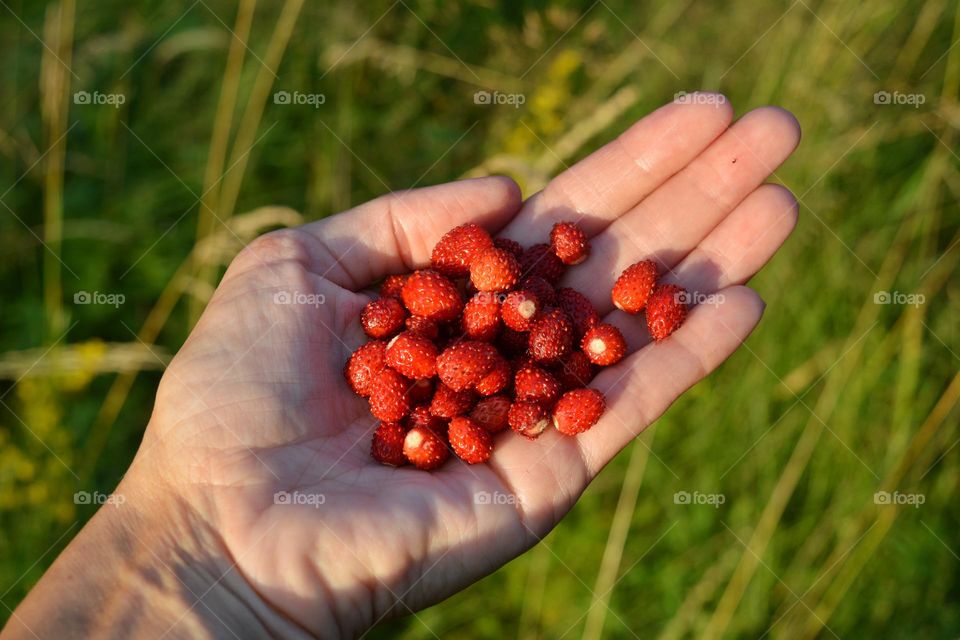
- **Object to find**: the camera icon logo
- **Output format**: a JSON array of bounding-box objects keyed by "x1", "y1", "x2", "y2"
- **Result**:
[
  {"x1": 873, "y1": 291, "x2": 891, "y2": 304},
  {"x1": 474, "y1": 90, "x2": 491, "y2": 105},
  {"x1": 74, "y1": 491, "x2": 91, "y2": 504},
  {"x1": 673, "y1": 491, "x2": 691, "y2": 504},
  {"x1": 273, "y1": 90, "x2": 291, "y2": 105},
  {"x1": 274, "y1": 491, "x2": 292, "y2": 505},
  {"x1": 74, "y1": 291, "x2": 91, "y2": 304},
  {"x1": 873, "y1": 91, "x2": 891, "y2": 105},
  {"x1": 873, "y1": 491, "x2": 891, "y2": 505},
  {"x1": 273, "y1": 291, "x2": 292, "y2": 304},
  {"x1": 474, "y1": 491, "x2": 491, "y2": 504},
  {"x1": 73, "y1": 91, "x2": 91, "y2": 104}
]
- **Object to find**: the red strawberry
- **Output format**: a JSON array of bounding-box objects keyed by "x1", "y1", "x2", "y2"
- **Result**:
[
  {"x1": 430, "y1": 382, "x2": 477, "y2": 418},
  {"x1": 470, "y1": 395, "x2": 511, "y2": 433},
  {"x1": 462, "y1": 292, "x2": 502, "y2": 341},
  {"x1": 493, "y1": 237, "x2": 524, "y2": 257},
  {"x1": 385, "y1": 331, "x2": 438, "y2": 379},
  {"x1": 409, "y1": 378, "x2": 434, "y2": 404},
  {"x1": 508, "y1": 401, "x2": 550, "y2": 440},
  {"x1": 344, "y1": 340, "x2": 387, "y2": 397},
  {"x1": 371, "y1": 421, "x2": 407, "y2": 466},
  {"x1": 470, "y1": 247, "x2": 521, "y2": 292},
  {"x1": 520, "y1": 275, "x2": 556, "y2": 306},
  {"x1": 514, "y1": 365, "x2": 561, "y2": 404},
  {"x1": 556, "y1": 287, "x2": 600, "y2": 339},
  {"x1": 552, "y1": 388, "x2": 605, "y2": 435},
  {"x1": 403, "y1": 425, "x2": 450, "y2": 470},
  {"x1": 497, "y1": 327, "x2": 529, "y2": 356},
  {"x1": 431, "y1": 223, "x2": 494, "y2": 278},
  {"x1": 528, "y1": 308, "x2": 574, "y2": 363},
  {"x1": 448, "y1": 416, "x2": 493, "y2": 464},
  {"x1": 406, "y1": 404, "x2": 447, "y2": 434},
  {"x1": 405, "y1": 315, "x2": 439, "y2": 340},
  {"x1": 501, "y1": 290, "x2": 541, "y2": 332},
  {"x1": 612, "y1": 260, "x2": 659, "y2": 314},
  {"x1": 550, "y1": 221, "x2": 590, "y2": 265},
  {"x1": 380, "y1": 274, "x2": 407, "y2": 299},
  {"x1": 368, "y1": 368, "x2": 410, "y2": 422},
  {"x1": 361, "y1": 297, "x2": 406, "y2": 339},
  {"x1": 475, "y1": 354, "x2": 511, "y2": 396},
  {"x1": 519, "y1": 243, "x2": 565, "y2": 283},
  {"x1": 581, "y1": 323, "x2": 627, "y2": 366},
  {"x1": 402, "y1": 270, "x2": 463, "y2": 321},
  {"x1": 646, "y1": 284, "x2": 688, "y2": 341},
  {"x1": 436, "y1": 341, "x2": 498, "y2": 391},
  {"x1": 555, "y1": 350, "x2": 595, "y2": 390}
]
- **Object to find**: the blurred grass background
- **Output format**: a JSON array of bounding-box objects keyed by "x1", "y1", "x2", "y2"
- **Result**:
[{"x1": 1, "y1": 0, "x2": 958, "y2": 637}]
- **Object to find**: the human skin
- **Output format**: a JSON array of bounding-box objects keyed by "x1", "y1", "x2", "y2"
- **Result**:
[{"x1": 3, "y1": 93, "x2": 800, "y2": 639}]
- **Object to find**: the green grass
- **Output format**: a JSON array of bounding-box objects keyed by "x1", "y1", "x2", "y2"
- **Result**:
[{"x1": 1, "y1": 0, "x2": 958, "y2": 637}]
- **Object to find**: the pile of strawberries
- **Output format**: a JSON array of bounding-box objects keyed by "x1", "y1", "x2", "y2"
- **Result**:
[{"x1": 344, "y1": 221, "x2": 688, "y2": 470}]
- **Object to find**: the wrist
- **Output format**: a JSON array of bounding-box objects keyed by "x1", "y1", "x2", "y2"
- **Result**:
[{"x1": 5, "y1": 459, "x2": 311, "y2": 639}]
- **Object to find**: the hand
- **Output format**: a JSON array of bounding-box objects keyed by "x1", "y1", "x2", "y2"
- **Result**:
[{"x1": 6, "y1": 94, "x2": 800, "y2": 639}]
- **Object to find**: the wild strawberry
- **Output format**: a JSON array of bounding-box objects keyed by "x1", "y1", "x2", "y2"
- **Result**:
[
  {"x1": 528, "y1": 308, "x2": 573, "y2": 363},
  {"x1": 556, "y1": 287, "x2": 599, "y2": 339},
  {"x1": 555, "y1": 351, "x2": 594, "y2": 390},
  {"x1": 368, "y1": 368, "x2": 410, "y2": 422},
  {"x1": 520, "y1": 275, "x2": 556, "y2": 306},
  {"x1": 344, "y1": 340, "x2": 387, "y2": 397},
  {"x1": 405, "y1": 315, "x2": 439, "y2": 340},
  {"x1": 550, "y1": 221, "x2": 590, "y2": 265},
  {"x1": 552, "y1": 388, "x2": 605, "y2": 435},
  {"x1": 581, "y1": 323, "x2": 627, "y2": 366},
  {"x1": 431, "y1": 223, "x2": 494, "y2": 278},
  {"x1": 493, "y1": 237, "x2": 524, "y2": 257},
  {"x1": 501, "y1": 290, "x2": 541, "y2": 332},
  {"x1": 470, "y1": 395, "x2": 511, "y2": 433},
  {"x1": 403, "y1": 425, "x2": 450, "y2": 470},
  {"x1": 402, "y1": 269, "x2": 463, "y2": 321},
  {"x1": 462, "y1": 292, "x2": 502, "y2": 341},
  {"x1": 514, "y1": 365, "x2": 561, "y2": 404},
  {"x1": 436, "y1": 341, "x2": 498, "y2": 391},
  {"x1": 406, "y1": 404, "x2": 446, "y2": 434},
  {"x1": 380, "y1": 274, "x2": 407, "y2": 299},
  {"x1": 409, "y1": 378, "x2": 434, "y2": 404},
  {"x1": 475, "y1": 354, "x2": 511, "y2": 396},
  {"x1": 470, "y1": 247, "x2": 521, "y2": 292},
  {"x1": 430, "y1": 382, "x2": 476, "y2": 418},
  {"x1": 519, "y1": 243, "x2": 565, "y2": 283},
  {"x1": 498, "y1": 327, "x2": 529, "y2": 356},
  {"x1": 448, "y1": 416, "x2": 493, "y2": 464},
  {"x1": 646, "y1": 284, "x2": 688, "y2": 341},
  {"x1": 385, "y1": 331, "x2": 438, "y2": 379},
  {"x1": 508, "y1": 401, "x2": 550, "y2": 440},
  {"x1": 612, "y1": 260, "x2": 658, "y2": 314},
  {"x1": 371, "y1": 421, "x2": 407, "y2": 466},
  {"x1": 361, "y1": 297, "x2": 406, "y2": 339}
]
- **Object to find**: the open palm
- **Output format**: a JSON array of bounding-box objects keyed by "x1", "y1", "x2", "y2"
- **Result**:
[{"x1": 133, "y1": 94, "x2": 800, "y2": 638}]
